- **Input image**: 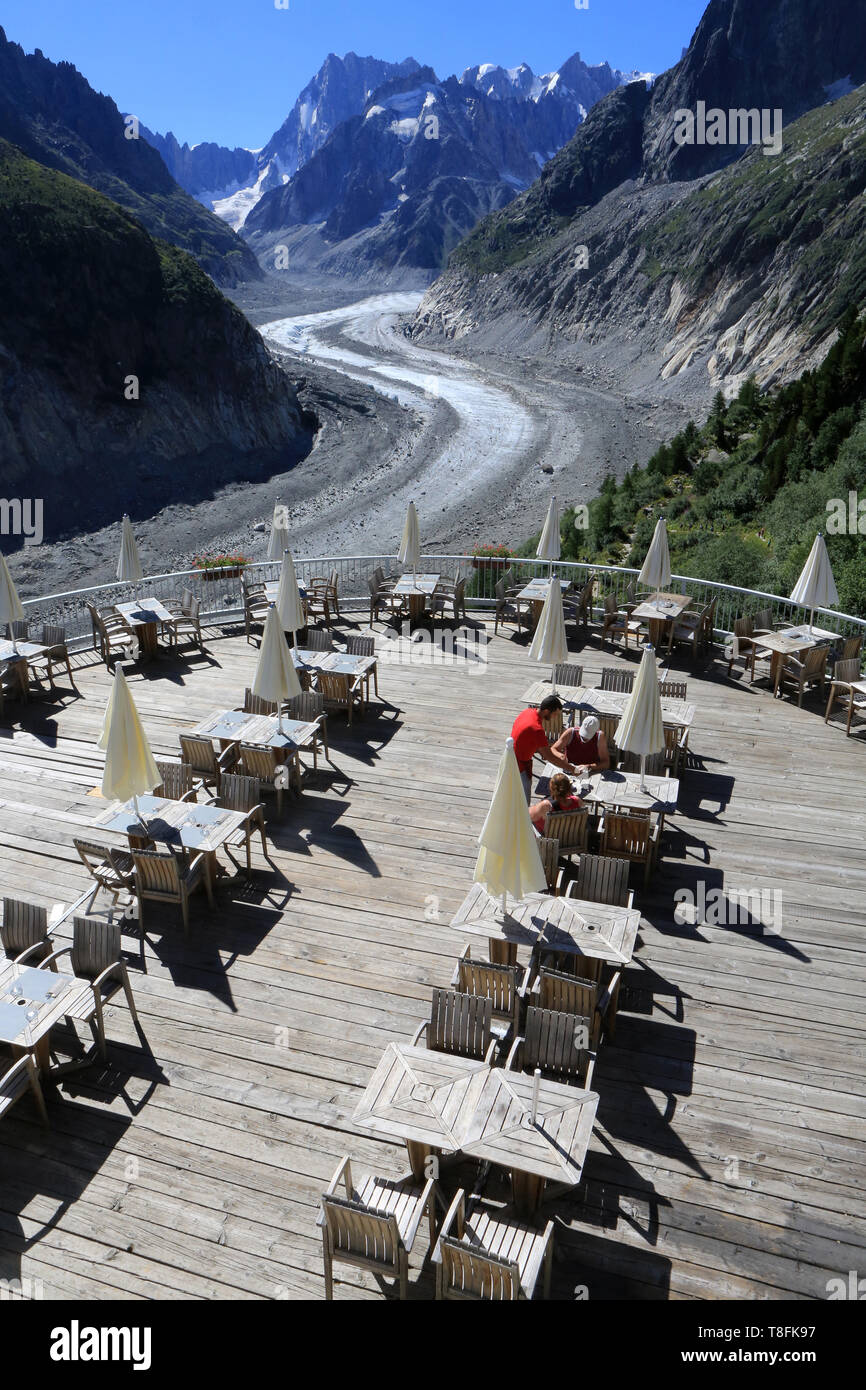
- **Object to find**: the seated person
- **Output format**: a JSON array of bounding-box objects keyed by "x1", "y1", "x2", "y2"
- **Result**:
[
  {"x1": 551, "y1": 714, "x2": 610, "y2": 777},
  {"x1": 529, "y1": 772, "x2": 582, "y2": 834}
]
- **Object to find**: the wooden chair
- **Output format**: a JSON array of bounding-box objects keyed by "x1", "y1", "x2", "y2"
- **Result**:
[
  {"x1": 179, "y1": 733, "x2": 237, "y2": 793},
  {"x1": 566, "y1": 854, "x2": 634, "y2": 908},
  {"x1": 528, "y1": 967, "x2": 621, "y2": 1047},
  {"x1": 433, "y1": 1190, "x2": 553, "y2": 1301},
  {"x1": 824, "y1": 657, "x2": 866, "y2": 735},
  {"x1": 368, "y1": 574, "x2": 400, "y2": 626},
  {"x1": 241, "y1": 687, "x2": 278, "y2": 716},
  {"x1": 346, "y1": 634, "x2": 379, "y2": 700},
  {"x1": 6, "y1": 619, "x2": 28, "y2": 641},
  {"x1": 0, "y1": 657, "x2": 29, "y2": 706},
  {"x1": 600, "y1": 667, "x2": 635, "y2": 694},
  {"x1": 41, "y1": 916, "x2": 140, "y2": 1059},
  {"x1": 599, "y1": 810, "x2": 659, "y2": 886},
  {"x1": 242, "y1": 580, "x2": 269, "y2": 644},
  {"x1": 306, "y1": 579, "x2": 332, "y2": 630},
  {"x1": 154, "y1": 760, "x2": 197, "y2": 803},
  {"x1": 165, "y1": 590, "x2": 204, "y2": 650},
  {"x1": 726, "y1": 616, "x2": 756, "y2": 679},
  {"x1": 663, "y1": 723, "x2": 688, "y2": 777},
  {"x1": 73, "y1": 838, "x2": 136, "y2": 910},
  {"x1": 215, "y1": 774, "x2": 267, "y2": 875},
  {"x1": 774, "y1": 643, "x2": 829, "y2": 707},
  {"x1": 0, "y1": 1054, "x2": 49, "y2": 1126},
  {"x1": 573, "y1": 576, "x2": 595, "y2": 629},
  {"x1": 318, "y1": 671, "x2": 364, "y2": 725},
  {"x1": 28, "y1": 625, "x2": 75, "y2": 688},
  {"x1": 411, "y1": 987, "x2": 498, "y2": 1062},
  {"x1": 552, "y1": 663, "x2": 583, "y2": 688},
  {"x1": 86, "y1": 602, "x2": 131, "y2": 666},
  {"x1": 286, "y1": 690, "x2": 329, "y2": 769},
  {"x1": 668, "y1": 599, "x2": 716, "y2": 663},
  {"x1": 493, "y1": 578, "x2": 528, "y2": 635},
  {"x1": 431, "y1": 577, "x2": 467, "y2": 625},
  {"x1": 318, "y1": 1154, "x2": 436, "y2": 1301},
  {"x1": 450, "y1": 945, "x2": 523, "y2": 1038},
  {"x1": 543, "y1": 808, "x2": 589, "y2": 862},
  {"x1": 325, "y1": 570, "x2": 342, "y2": 621},
  {"x1": 131, "y1": 849, "x2": 214, "y2": 936},
  {"x1": 752, "y1": 607, "x2": 775, "y2": 633},
  {"x1": 618, "y1": 749, "x2": 668, "y2": 778},
  {"x1": 840, "y1": 635, "x2": 862, "y2": 662},
  {"x1": 305, "y1": 628, "x2": 334, "y2": 652},
  {"x1": 658, "y1": 679, "x2": 687, "y2": 700},
  {"x1": 505, "y1": 1005, "x2": 596, "y2": 1088},
  {"x1": 1, "y1": 898, "x2": 50, "y2": 964},
  {"x1": 537, "y1": 836, "x2": 563, "y2": 895},
  {"x1": 237, "y1": 743, "x2": 297, "y2": 812},
  {"x1": 601, "y1": 595, "x2": 640, "y2": 650}
]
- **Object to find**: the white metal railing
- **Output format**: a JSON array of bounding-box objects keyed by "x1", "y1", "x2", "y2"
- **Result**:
[{"x1": 17, "y1": 553, "x2": 866, "y2": 655}]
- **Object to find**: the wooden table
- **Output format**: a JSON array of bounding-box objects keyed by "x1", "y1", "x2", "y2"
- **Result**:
[
  {"x1": 0, "y1": 640, "x2": 48, "y2": 700},
  {"x1": 114, "y1": 597, "x2": 174, "y2": 661},
  {"x1": 451, "y1": 881, "x2": 640, "y2": 975},
  {"x1": 753, "y1": 624, "x2": 839, "y2": 691},
  {"x1": 94, "y1": 796, "x2": 247, "y2": 879},
  {"x1": 353, "y1": 1042, "x2": 598, "y2": 1211},
  {"x1": 192, "y1": 707, "x2": 320, "y2": 754},
  {"x1": 263, "y1": 579, "x2": 307, "y2": 603},
  {"x1": 523, "y1": 682, "x2": 695, "y2": 731},
  {"x1": 391, "y1": 574, "x2": 440, "y2": 622},
  {"x1": 630, "y1": 591, "x2": 692, "y2": 647},
  {"x1": 0, "y1": 961, "x2": 92, "y2": 1075},
  {"x1": 516, "y1": 578, "x2": 571, "y2": 631},
  {"x1": 582, "y1": 768, "x2": 679, "y2": 816}
]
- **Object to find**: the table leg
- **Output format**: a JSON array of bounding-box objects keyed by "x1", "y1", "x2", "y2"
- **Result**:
[
  {"x1": 137, "y1": 623, "x2": 160, "y2": 662},
  {"x1": 488, "y1": 938, "x2": 518, "y2": 967},
  {"x1": 511, "y1": 1169, "x2": 546, "y2": 1215},
  {"x1": 530, "y1": 600, "x2": 543, "y2": 632},
  {"x1": 406, "y1": 1140, "x2": 438, "y2": 1181}
]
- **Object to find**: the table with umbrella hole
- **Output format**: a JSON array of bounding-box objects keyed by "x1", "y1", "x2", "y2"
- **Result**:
[
  {"x1": 95, "y1": 795, "x2": 248, "y2": 882},
  {"x1": 0, "y1": 961, "x2": 93, "y2": 1075},
  {"x1": 0, "y1": 640, "x2": 48, "y2": 700},
  {"x1": 630, "y1": 591, "x2": 692, "y2": 648},
  {"x1": 192, "y1": 708, "x2": 322, "y2": 790},
  {"x1": 114, "y1": 597, "x2": 174, "y2": 661},
  {"x1": 522, "y1": 682, "x2": 695, "y2": 732},
  {"x1": 516, "y1": 578, "x2": 571, "y2": 631},
  {"x1": 751, "y1": 624, "x2": 840, "y2": 692},
  {"x1": 391, "y1": 574, "x2": 441, "y2": 622}
]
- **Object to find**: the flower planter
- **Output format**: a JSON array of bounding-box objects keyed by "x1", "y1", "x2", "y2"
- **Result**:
[{"x1": 198, "y1": 566, "x2": 244, "y2": 581}]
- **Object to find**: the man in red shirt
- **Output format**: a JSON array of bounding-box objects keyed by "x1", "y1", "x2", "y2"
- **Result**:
[{"x1": 511, "y1": 696, "x2": 575, "y2": 802}]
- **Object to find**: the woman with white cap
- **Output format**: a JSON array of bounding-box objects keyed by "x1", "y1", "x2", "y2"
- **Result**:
[{"x1": 551, "y1": 713, "x2": 610, "y2": 778}]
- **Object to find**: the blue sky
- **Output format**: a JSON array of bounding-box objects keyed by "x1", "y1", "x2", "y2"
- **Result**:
[{"x1": 1, "y1": 0, "x2": 708, "y2": 148}]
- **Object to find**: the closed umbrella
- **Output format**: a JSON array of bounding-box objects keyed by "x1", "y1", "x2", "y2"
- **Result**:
[
  {"x1": 638, "y1": 517, "x2": 671, "y2": 591},
  {"x1": 474, "y1": 737, "x2": 547, "y2": 916},
  {"x1": 790, "y1": 533, "x2": 838, "y2": 634},
  {"x1": 275, "y1": 549, "x2": 305, "y2": 650},
  {"x1": 0, "y1": 552, "x2": 25, "y2": 652},
  {"x1": 536, "y1": 496, "x2": 561, "y2": 576},
  {"x1": 98, "y1": 666, "x2": 160, "y2": 826},
  {"x1": 615, "y1": 645, "x2": 664, "y2": 791},
  {"x1": 116, "y1": 515, "x2": 143, "y2": 583},
  {"x1": 253, "y1": 605, "x2": 301, "y2": 731},
  {"x1": 268, "y1": 503, "x2": 290, "y2": 560},
  {"x1": 529, "y1": 575, "x2": 568, "y2": 689},
  {"x1": 398, "y1": 501, "x2": 421, "y2": 580}
]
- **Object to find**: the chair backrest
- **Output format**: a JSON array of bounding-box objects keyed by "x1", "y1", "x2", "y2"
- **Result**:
[
  {"x1": 537, "y1": 837, "x2": 560, "y2": 892},
  {"x1": 306, "y1": 629, "x2": 334, "y2": 651},
  {"x1": 574, "y1": 854, "x2": 632, "y2": 906},
  {"x1": 154, "y1": 760, "x2": 195, "y2": 802},
  {"x1": 597, "y1": 714, "x2": 619, "y2": 749},
  {"x1": 523, "y1": 1005, "x2": 593, "y2": 1081},
  {"x1": 552, "y1": 663, "x2": 583, "y2": 687},
  {"x1": 600, "y1": 668, "x2": 634, "y2": 693},
  {"x1": 841, "y1": 636, "x2": 862, "y2": 661},
  {"x1": 427, "y1": 988, "x2": 492, "y2": 1059},
  {"x1": 1, "y1": 898, "x2": 48, "y2": 958},
  {"x1": 71, "y1": 915, "x2": 121, "y2": 978},
  {"x1": 663, "y1": 725, "x2": 683, "y2": 756},
  {"x1": 619, "y1": 749, "x2": 666, "y2": 777},
  {"x1": 439, "y1": 1238, "x2": 521, "y2": 1300},
  {"x1": 131, "y1": 850, "x2": 183, "y2": 898},
  {"x1": 455, "y1": 956, "x2": 519, "y2": 1020},
  {"x1": 733, "y1": 616, "x2": 753, "y2": 640},
  {"x1": 801, "y1": 645, "x2": 830, "y2": 678},
  {"x1": 185, "y1": 594, "x2": 201, "y2": 620},
  {"x1": 545, "y1": 708, "x2": 564, "y2": 742},
  {"x1": 543, "y1": 808, "x2": 588, "y2": 853},
  {"x1": 287, "y1": 691, "x2": 325, "y2": 722},
  {"x1": 321, "y1": 1193, "x2": 401, "y2": 1266},
  {"x1": 834, "y1": 657, "x2": 862, "y2": 684},
  {"x1": 373, "y1": 566, "x2": 385, "y2": 586},
  {"x1": 218, "y1": 773, "x2": 261, "y2": 813},
  {"x1": 329, "y1": 569, "x2": 339, "y2": 595},
  {"x1": 244, "y1": 687, "x2": 278, "y2": 715},
  {"x1": 368, "y1": 575, "x2": 381, "y2": 598},
  {"x1": 603, "y1": 594, "x2": 618, "y2": 616},
  {"x1": 537, "y1": 968, "x2": 598, "y2": 1018},
  {"x1": 7, "y1": 619, "x2": 29, "y2": 640},
  {"x1": 238, "y1": 744, "x2": 279, "y2": 783},
  {"x1": 658, "y1": 679, "x2": 687, "y2": 700},
  {"x1": 602, "y1": 811, "x2": 651, "y2": 857},
  {"x1": 318, "y1": 672, "x2": 352, "y2": 704},
  {"x1": 753, "y1": 608, "x2": 774, "y2": 631},
  {"x1": 41, "y1": 624, "x2": 67, "y2": 648},
  {"x1": 494, "y1": 578, "x2": 507, "y2": 603},
  {"x1": 454, "y1": 577, "x2": 466, "y2": 603},
  {"x1": 346, "y1": 634, "x2": 375, "y2": 657},
  {"x1": 179, "y1": 734, "x2": 218, "y2": 775}
]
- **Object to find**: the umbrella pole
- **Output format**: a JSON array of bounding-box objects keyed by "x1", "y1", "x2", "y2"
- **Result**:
[
  {"x1": 530, "y1": 1067, "x2": 541, "y2": 1126},
  {"x1": 132, "y1": 793, "x2": 146, "y2": 830},
  {"x1": 809, "y1": 605, "x2": 815, "y2": 636},
  {"x1": 639, "y1": 752, "x2": 647, "y2": 793}
]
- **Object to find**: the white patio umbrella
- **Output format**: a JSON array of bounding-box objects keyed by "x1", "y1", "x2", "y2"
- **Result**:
[
  {"x1": 615, "y1": 645, "x2": 665, "y2": 791},
  {"x1": 474, "y1": 737, "x2": 547, "y2": 917},
  {"x1": 536, "y1": 496, "x2": 561, "y2": 576},
  {"x1": 275, "y1": 549, "x2": 305, "y2": 651},
  {"x1": 397, "y1": 501, "x2": 421, "y2": 580},
  {"x1": 0, "y1": 552, "x2": 25, "y2": 652},
  {"x1": 529, "y1": 574, "x2": 568, "y2": 689},
  {"x1": 790, "y1": 533, "x2": 838, "y2": 634},
  {"x1": 116, "y1": 515, "x2": 143, "y2": 583},
  {"x1": 253, "y1": 605, "x2": 301, "y2": 731},
  {"x1": 98, "y1": 666, "x2": 160, "y2": 826},
  {"x1": 638, "y1": 517, "x2": 671, "y2": 591},
  {"x1": 267, "y1": 503, "x2": 290, "y2": 560}
]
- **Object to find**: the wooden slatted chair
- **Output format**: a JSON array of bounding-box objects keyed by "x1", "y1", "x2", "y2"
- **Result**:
[
  {"x1": 599, "y1": 810, "x2": 659, "y2": 886},
  {"x1": 600, "y1": 667, "x2": 635, "y2": 694},
  {"x1": 305, "y1": 628, "x2": 334, "y2": 652},
  {"x1": 824, "y1": 657, "x2": 866, "y2": 735},
  {"x1": 164, "y1": 590, "x2": 204, "y2": 650},
  {"x1": 411, "y1": 987, "x2": 498, "y2": 1062},
  {"x1": 774, "y1": 643, "x2": 830, "y2": 706},
  {"x1": 368, "y1": 574, "x2": 400, "y2": 625},
  {"x1": 326, "y1": 570, "x2": 342, "y2": 621},
  {"x1": 618, "y1": 749, "x2": 668, "y2": 777},
  {"x1": 543, "y1": 808, "x2": 589, "y2": 861},
  {"x1": 154, "y1": 760, "x2": 197, "y2": 803},
  {"x1": 131, "y1": 849, "x2": 214, "y2": 937},
  {"x1": 306, "y1": 580, "x2": 332, "y2": 630},
  {"x1": 668, "y1": 598, "x2": 716, "y2": 664},
  {"x1": 566, "y1": 854, "x2": 634, "y2": 908},
  {"x1": 242, "y1": 580, "x2": 269, "y2": 645},
  {"x1": 318, "y1": 670, "x2": 364, "y2": 726},
  {"x1": 573, "y1": 576, "x2": 595, "y2": 629},
  {"x1": 433, "y1": 1190, "x2": 553, "y2": 1301},
  {"x1": 658, "y1": 678, "x2": 687, "y2": 700},
  {"x1": 215, "y1": 773, "x2": 267, "y2": 875},
  {"x1": 85, "y1": 602, "x2": 131, "y2": 666},
  {"x1": 431, "y1": 576, "x2": 467, "y2": 625},
  {"x1": 552, "y1": 663, "x2": 583, "y2": 688},
  {"x1": 346, "y1": 634, "x2": 379, "y2": 701},
  {"x1": 27, "y1": 625, "x2": 75, "y2": 688},
  {"x1": 41, "y1": 916, "x2": 140, "y2": 1060},
  {"x1": 0, "y1": 1054, "x2": 49, "y2": 1126},
  {"x1": 179, "y1": 733, "x2": 237, "y2": 793},
  {"x1": 237, "y1": 743, "x2": 297, "y2": 812},
  {"x1": 601, "y1": 595, "x2": 640, "y2": 651},
  {"x1": 318, "y1": 1154, "x2": 437, "y2": 1301},
  {"x1": 840, "y1": 635, "x2": 862, "y2": 662},
  {"x1": 529, "y1": 967, "x2": 621, "y2": 1047},
  {"x1": 73, "y1": 838, "x2": 136, "y2": 911},
  {"x1": 505, "y1": 1005, "x2": 596, "y2": 1088},
  {"x1": 537, "y1": 836, "x2": 563, "y2": 895},
  {"x1": 0, "y1": 657, "x2": 28, "y2": 707},
  {"x1": 450, "y1": 945, "x2": 523, "y2": 1038},
  {"x1": 241, "y1": 688, "x2": 278, "y2": 716},
  {"x1": 726, "y1": 616, "x2": 757, "y2": 680},
  {"x1": 286, "y1": 690, "x2": 329, "y2": 769},
  {"x1": 663, "y1": 723, "x2": 688, "y2": 777},
  {"x1": 1, "y1": 897, "x2": 51, "y2": 964},
  {"x1": 752, "y1": 607, "x2": 775, "y2": 633},
  {"x1": 493, "y1": 578, "x2": 528, "y2": 635}
]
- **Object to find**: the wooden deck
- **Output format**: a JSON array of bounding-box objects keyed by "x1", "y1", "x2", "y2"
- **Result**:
[{"x1": 0, "y1": 614, "x2": 864, "y2": 1301}]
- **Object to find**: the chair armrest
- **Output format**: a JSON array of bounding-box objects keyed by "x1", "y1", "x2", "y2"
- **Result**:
[
  {"x1": 625, "y1": 889, "x2": 635, "y2": 910},
  {"x1": 324, "y1": 1154, "x2": 353, "y2": 1199},
  {"x1": 484, "y1": 1037, "x2": 500, "y2": 1065},
  {"x1": 516, "y1": 964, "x2": 534, "y2": 1000},
  {"x1": 410, "y1": 1019, "x2": 428, "y2": 1047},
  {"x1": 216, "y1": 745, "x2": 239, "y2": 769},
  {"x1": 403, "y1": 1176, "x2": 438, "y2": 1251},
  {"x1": 438, "y1": 1188, "x2": 465, "y2": 1243},
  {"x1": 597, "y1": 970, "x2": 621, "y2": 1024},
  {"x1": 91, "y1": 961, "x2": 122, "y2": 992},
  {"x1": 584, "y1": 1051, "x2": 597, "y2": 1090},
  {"x1": 14, "y1": 941, "x2": 52, "y2": 967},
  {"x1": 40, "y1": 944, "x2": 73, "y2": 969},
  {"x1": 504, "y1": 1036, "x2": 524, "y2": 1070},
  {"x1": 179, "y1": 788, "x2": 198, "y2": 803}
]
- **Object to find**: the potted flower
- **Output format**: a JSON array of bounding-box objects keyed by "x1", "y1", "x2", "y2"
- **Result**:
[
  {"x1": 192, "y1": 552, "x2": 251, "y2": 581},
  {"x1": 470, "y1": 543, "x2": 514, "y2": 574}
]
